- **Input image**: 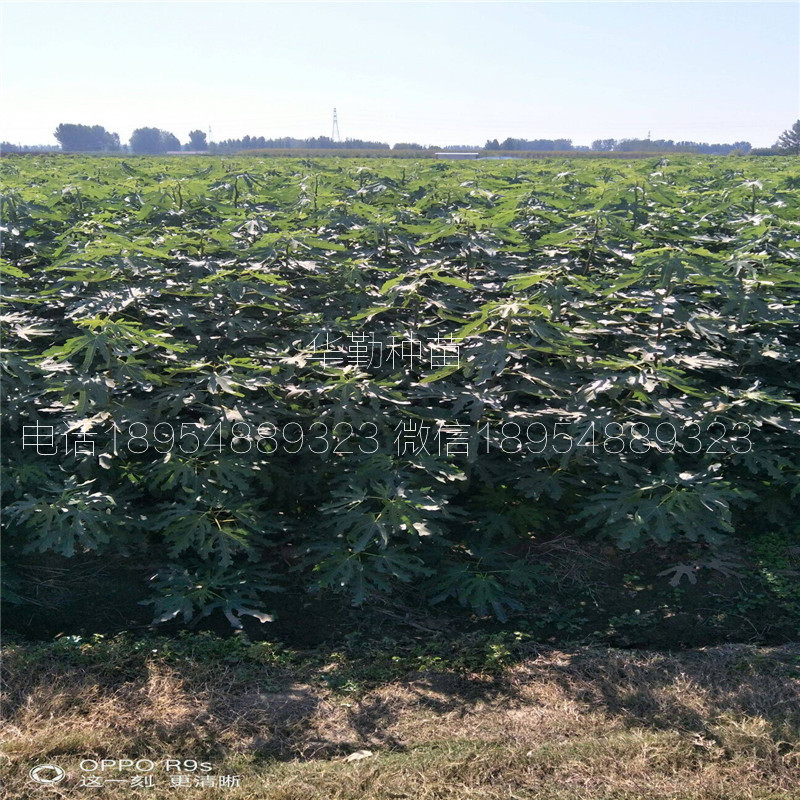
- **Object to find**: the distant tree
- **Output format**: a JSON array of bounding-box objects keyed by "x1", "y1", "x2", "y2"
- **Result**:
[
  {"x1": 162, "y1": 131, "x2": 181, "y2": 152},
  {"x1": 484, "y1": 139, "x2": 501, "y2": 151},
  {"x1": 392, "y1": 142, "x2": 426, "y2": 150},
  {"x1": 775, "y1": 120, "x2": 800, "y2": 155},
  {"x1": 129, "y1": 128, "x2": 162, "y2": 154},
  {"x1": 609, "y1": 138, "x2": 750, "y2": 155},
  {"x1": 187, "y1": 130, "x2": 208, "y2": 151},
  {"x1": 54, "y1": 123, "x2": 120, "y2": 152},
  {"x1": 592, "y1": 139, "x2": 616, "y2": 151},
  {"x1": 129, "y1": 128, "x2": 180, "y2": 154}
]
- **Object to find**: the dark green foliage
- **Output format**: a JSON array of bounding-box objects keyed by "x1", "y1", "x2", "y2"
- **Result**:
[{"x1": 1, "y1": 154, "x2": 799, "y2": 627}]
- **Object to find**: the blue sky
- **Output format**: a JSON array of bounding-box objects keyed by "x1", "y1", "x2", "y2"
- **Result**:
[{"x1": 1, "y1": 1, "x2": 797, "y2": 147}]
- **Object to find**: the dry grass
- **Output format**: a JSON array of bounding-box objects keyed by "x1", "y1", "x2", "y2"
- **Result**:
[{"x1": 2, "y1": 641, "x2": 799, "y2": 799}]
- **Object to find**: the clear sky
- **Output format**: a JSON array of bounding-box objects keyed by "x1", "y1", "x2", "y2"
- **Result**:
[{"x1": 1, "y1": 1, "x2": 798, "y2": 148}]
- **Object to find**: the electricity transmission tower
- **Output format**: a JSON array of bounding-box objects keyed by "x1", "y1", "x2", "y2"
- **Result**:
[{"x1": 331, "y1": 108, "x2": 340, "y2": 143}]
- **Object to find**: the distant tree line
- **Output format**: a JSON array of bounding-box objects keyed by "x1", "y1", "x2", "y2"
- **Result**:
[
  {"x1": 589, "y1": 138, "x2": 751, "y2": 154},
  {"x1": 210, "y1": 135, "x2": 390, "y2": 153},
  {"x1": 480, "y1": 137, "x2": 750, "y2": 154},
  {"x1": 48, "y1": 123, "x2": 208, "y2": 154},
  {"x1": 485, "y1": 138, "x2": 578, "y2": 151},
  {"x1": 0, "y1": 142, "x2": 60, "y2": 153},
  {"x1": 391, "y1": 142, "x2": 433, "y2": 150},
  {"x1": 480, "y1": 137, "x2": 752, "y2": 154},
  {"x1": 5, "y1": 120, "x2": 795, "y2": 156}
]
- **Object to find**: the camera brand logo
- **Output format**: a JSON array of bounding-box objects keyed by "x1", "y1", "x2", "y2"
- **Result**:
[{"x1": 29, "y1": 764, "x2": 66, "y2": 784}]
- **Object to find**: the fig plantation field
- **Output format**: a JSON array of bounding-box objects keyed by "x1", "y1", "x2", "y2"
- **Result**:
[
  {"x1": 2, "y1": 153, "x2": 800, "y2": 800},
  {"x1": 1, "y1": 153, "x2": 799, "y2": 637}
]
